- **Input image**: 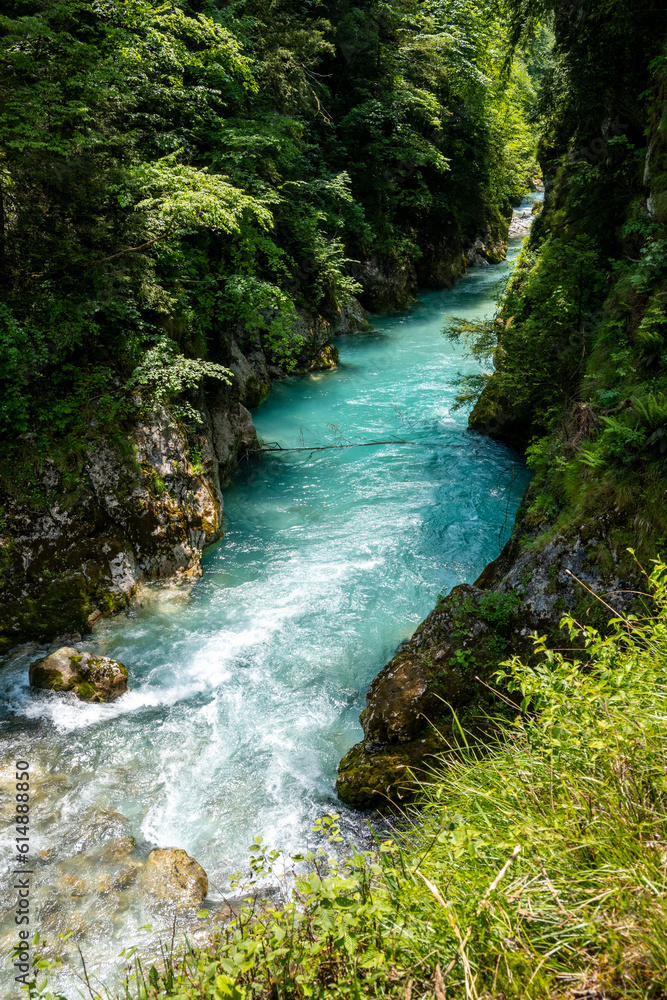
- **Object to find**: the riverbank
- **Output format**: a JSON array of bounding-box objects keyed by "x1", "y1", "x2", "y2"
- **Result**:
[
  {"x1": 95, "y1": 562, "x2": 667, "y2": 1000},
  {"x1": 0, "y1": 0, "x2": 537, "y2": 655},
  {"x1": 337, "y1": 7, "x2": 667, "y2": 807},
  {"x1": 0, "y1": 200, "x2": 534, "y2": 993}
]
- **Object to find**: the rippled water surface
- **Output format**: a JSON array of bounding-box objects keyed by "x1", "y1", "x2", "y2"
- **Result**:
[{"x1": 0, "y1": 199, "x2": 538, "y2": 991}]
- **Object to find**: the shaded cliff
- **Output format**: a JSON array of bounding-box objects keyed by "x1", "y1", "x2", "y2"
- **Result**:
[{"x1": 338, "y1": 1, "x2": 667, "y2": 810}]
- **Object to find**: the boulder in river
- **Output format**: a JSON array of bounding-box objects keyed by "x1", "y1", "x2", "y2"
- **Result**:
[
  {"x1": 142, "y1": 848, "x2": 208, "y2": 909},
  {"x1": 29, "y1": 647, "x2": 128, "y2": 702},
  {"x1": 360, "y1": 657, "x2": 436, "y2": 745}
]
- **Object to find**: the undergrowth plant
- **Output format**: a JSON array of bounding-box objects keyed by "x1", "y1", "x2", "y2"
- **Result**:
[{"x1": 31, "y1": 558, "x2": 667, "y2": 1000}]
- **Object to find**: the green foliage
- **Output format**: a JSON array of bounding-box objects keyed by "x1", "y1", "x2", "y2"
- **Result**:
[
  {"x1": 464, "y1": 587, "x2": 522, "y2": 628},
  {"x1": 577, "y1": 392, "x2": 667, "y2": 471},
  {"x1": 636, "y1": 297, "x2": 667, "y2": 352},
  {"x1": 127, "y1": 337, "x2": 232, "y2": 423},
  {"x1": 491, "y1": 230, "x2": 667, "y2": 552},
  {"x1": 460, "y1": 12, "x2": 667, "y2": 567},
  {"x1": 449, "y1": 587, "x2": 524, "y2": 664},
  {"x1": 0, "y1": 304, "x2": 47, "y2": 435},
  {"x1": 444, "y1": 316, "x2": 496, "y2": 361},
  {"x1": 223, "y1": 276, "x2": 302, "y2": 367},
  {"x1": 473, "y1": 234, "x2": 604, "y2": 438},
  {"x1": 30, "y1": 562, "x2": 667, "y2": 999},
  {"x1": 444, "y1": 315, "x2": 498, "y2": 410},
  {"x1": 0, "y1": 0, "x2": 540, "y2": 485},
  {"x1": 131, "y1": 153, "x2": 273, "y2": 237}
]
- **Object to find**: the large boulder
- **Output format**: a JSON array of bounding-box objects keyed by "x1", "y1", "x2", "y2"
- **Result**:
[
  {"x1": 141, "y1": 848, "x2": 208, "y2": 910},
  {"x1": 29, "y1": 647, "x2": 128, "y2": 702},
  {"x1": 336, "y1": 584, "x2": 529, "y2": 810},
  {"x1": 361, "y1": 658, "x2": 436, "y2": 745},
  {"x1": 336, "y1": 730, "x2": 446, "y2": 810}
]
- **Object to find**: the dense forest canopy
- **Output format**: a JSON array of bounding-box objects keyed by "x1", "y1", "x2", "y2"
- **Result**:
[{"x1": 0, "y1": 0, "x2": 541, "y2": 491}]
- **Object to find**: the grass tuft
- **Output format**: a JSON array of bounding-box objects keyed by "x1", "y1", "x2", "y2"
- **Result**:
[{"x1": 33, "y1": 562, "x2": 667, "y2": 1000}]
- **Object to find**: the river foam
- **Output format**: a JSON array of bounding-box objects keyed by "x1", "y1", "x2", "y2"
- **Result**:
[{"x1": 0, "y1": 195, "x2": 540, "y2": 992}]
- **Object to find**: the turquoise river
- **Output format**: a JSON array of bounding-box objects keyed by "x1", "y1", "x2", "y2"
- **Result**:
[{"x1": 0, "y1": 198, "x2": 538, "y2": 992}]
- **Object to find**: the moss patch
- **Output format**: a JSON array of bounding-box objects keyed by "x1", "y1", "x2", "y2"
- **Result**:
[{"x1": 336, "y1": 728, "x2": 450, "y2": 810}]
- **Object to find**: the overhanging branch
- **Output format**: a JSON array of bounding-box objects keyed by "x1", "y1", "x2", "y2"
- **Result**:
[{"x1": 85, "y1": 229, "x2": 176, "y2": 267}]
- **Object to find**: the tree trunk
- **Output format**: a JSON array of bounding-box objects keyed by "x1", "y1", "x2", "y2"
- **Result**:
[{"x1": 0, "y1": 180, "x2": 5, "y2": 285}]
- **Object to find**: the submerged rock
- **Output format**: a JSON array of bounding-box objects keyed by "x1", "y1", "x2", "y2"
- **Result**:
[
  {"x1": 141, "y1": 848, "x2": 208, "y2": 910},
  {"x1": 29, "y1": 647, "x2": 128, "y2": 702},
  {"x1": 100, "y1": 836, "x2": 136, "y2": 862},
  {"x1": 302, "y1": 343, "x2": 339, "y2": 372}
]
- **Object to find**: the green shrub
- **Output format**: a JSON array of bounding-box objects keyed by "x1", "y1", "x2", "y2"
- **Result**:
[
  {"x1": 127, "y1": 338, "x2": 232, "y2": 424},
  {"x1": 31, "y1": 563, "x2": 667, "y2": 1000}
]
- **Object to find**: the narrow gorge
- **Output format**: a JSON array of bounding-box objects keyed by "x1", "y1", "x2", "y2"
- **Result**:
[
  {"x1": 2, "y1": 0, "x2": 667, "y2": 997},
  {"x1": 0, "y1": 191, "x2": 541, "y2": 993}
]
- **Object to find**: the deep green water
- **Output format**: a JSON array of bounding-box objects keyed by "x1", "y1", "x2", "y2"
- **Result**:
[{"x1": 0, "y1": 198, "x2": 537, "y2": 986}]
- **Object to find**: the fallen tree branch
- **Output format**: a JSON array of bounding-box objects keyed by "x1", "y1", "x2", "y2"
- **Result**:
[{"x1": 257, "y1": 438, "x2": 414, "y2": 452}]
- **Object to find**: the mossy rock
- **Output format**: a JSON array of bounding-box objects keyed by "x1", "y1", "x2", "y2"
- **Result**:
[
  {"x1": 337, "y1": 583, "x2": 531, "y2": 810},
  {"x1": 298, "y1": 344, "x2": 340, "y2": 373},
  {"x1": 242, "y1": 375, "x2": 270, "y2": 409},
  {"x1": 336, "y1": 729, "x2": 449, "y2": 811},
  {"x1": 29, "y1": 647, "x2": 129, "y2": 702},
  {"x1": 359, "y1": 585, "x2": 526, "y2": 748},
  {"x1": 0, "y1": 540, "x2": 133, "y2": 654}
]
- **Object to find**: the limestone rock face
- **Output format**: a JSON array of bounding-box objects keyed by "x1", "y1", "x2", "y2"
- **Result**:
[
  {"x1": 289, "y1": 303, "x2": 367, "y2": 372},
  {"x1": 336, "y1": 300, "x2": 368, "y2": 335},
  {"x1": 142, "y1": 848, "x2": 208, "y2": 909},
  {"x1": 465, "y1": 231, "x2": 507, "y2": 265},
  {"x1": 351, "y1": 255, "x2": 418, "y2": 312},
  {"x1": 302, "y1": 344, "x2": 339, "y2": 372},
  {"x1": 29, "y1": 647, "x2": 128, "y2": 702},
  {"x1": 0, "y1": 394, "x2": 253, "y2": 651},
  {"x1": 87, "y1": 406, "x2": 224, "y2": 586}
]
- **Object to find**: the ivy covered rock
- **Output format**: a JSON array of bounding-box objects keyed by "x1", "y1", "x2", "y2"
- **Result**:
[
  {"x1": 29, "y1": 647, "x2": 128, "y2": 702},
  {"x1": 141, "y1": 848, "x2": 208, "y2": 910}
]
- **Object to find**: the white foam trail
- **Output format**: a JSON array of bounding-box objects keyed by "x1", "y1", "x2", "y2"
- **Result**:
[{"x1": 0, "y1": 196, "x2": 541, "y2": 992}]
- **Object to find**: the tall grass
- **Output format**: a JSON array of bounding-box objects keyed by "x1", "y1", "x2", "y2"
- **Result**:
[{"x1": 36, "y1": 562, "x2": 667, "y2": 1000}]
